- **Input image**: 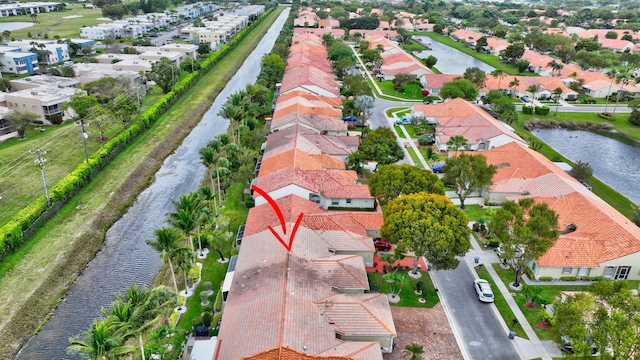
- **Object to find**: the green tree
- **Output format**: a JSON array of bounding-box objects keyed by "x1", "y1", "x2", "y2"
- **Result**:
[
  {"x1": 65, "y1": 93, "x2": 98, "y2": 120},
  {"x1": 197, "y1": 43, "x2": 211, "y2": 54},
  {"x1": 440, "y1": 78, "x2": 479, "y2": 100},
  {"x1": 443, "y1": 153, "x2": 496, "y2": 209},
  {"x1": 111, "y1": 94, "x2": 138, "y2": 127},
  {"x1": 327, "y1": 40, "x2": 353, "y2": 62},
  {"x1": 368, "y1": 164, "x2": 444, "y2": 205},
  {"x1": 422, "y1": 55, "x2": 437, "y2": 68},
  {"x1": 488, "y1": 198, "x2": 559, "y2": 287},
  {"x1": 333, "y1": 57, "x2": 355, "y2": 80},
  {"x1": 490, "y1": 69, "x2": 506, "y2": 90},
  {"x1": 4, "y1": 111, "x2": 39, "y2": 138},
  {"x1": 502, "y1": 42, "x2": 525, "y2": 64},
  {"x1": 526, "y1": 84, "x2": 539, "y2": 100},
  {"x1": 354, "y1": 95, "x2": 375, "y2": 123},
  {"x1": 605, "y1": 31, "x2": 618, "y2": 39},
  {"x1": 403, "y1": 343, "x2": 425, "y2": 360},
  {"x1": 475, "y1": 36, "x2": 488, "y2": 52},
  {"x1": 552, "y1": 87, "x2": 563, "y2": 116},
  {"x1": 341, "y1": 74, "x2": 372, "y2": 97},
  {"x1": 67, "y1": 319, "x2": 133, "y2": 359},
  {"x1": 515, "y1": 59, "x2": 530, "y2": 73},
  {"x1": 89, "y1": 104, "x2": 114, "y2": 142},
  {"x1": 357, "y1": 127, "x2": 404, "y2": 165},
  {"x1": 148, "y1": 57, "x2": 180, "y2": 93},
  {"x1": 392, "y1": 73, "x2": 417, "y2": 91},
  {"x1": 445, "y1": 135, "x2": 467, "y2": 152},
  {"x1": 604, "y1": 69, "x2": 619, "y2": 114},
  {"x1": 172, "y1": 248, "x2": 196, "y2": 296},
  {"x1": 381, "y1": 192, "x2": 470, "y2": 270},
  {"x1": 258, "y1": 53, "x2": 286, "y2": 89},
  {"x1": 463, "y1": 67, "x2": 487, "y2": 88},
  {"x1": 551, "y1": 292, "x2": 597, "y2": 357},
  {"x1": 169, "y1": 193, "x2": 203, "y2": 251},
  {"x1": 569, "y1": 160, "x2": 593, "y2": 181},
  {"x1": 146, "y1": 227, "x2": 185, "y2": 306},
  {"x1": 180, "y1": 57, "x2": 201, "y2": 73}
]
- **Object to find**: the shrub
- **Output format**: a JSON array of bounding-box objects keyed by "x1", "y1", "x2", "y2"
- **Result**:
[
  {"x1": 418, "y1": 135, "x2": 432, "y2": 146},
  {"x1": 212, "y1": 313, "x2": 222, "y2": 328},
  {"x1": 629, "y1": 110, "x2": 640, "y2": 126},
  {"x1": 416, "y1": 281, "x2": 427, "y2": 293},
  {"x1": 244, "y1": 197, "x2": 255, "y2": 208},
  {"x1": 597, "y1": 112, "x2": 616, "y2": 121},
  {"x1": 522, "y1": 106, "x2": 534, "y2": 114},
  {"x1": 560, "y1": 276, "x2": 578, "y2": 281},
  {"x1": 534, "y1": 293, "x2": 555, "y2": 305},
  {"x1": 488, "y1": 240, "x2": 500, "y2": 248},
  {"x1": 538, "y1": 276, "x2": 553, "y2": 281},
  {"x1": 202, "y1": 312, "x2": 213, "y2": 327},
  {"x1": 229, "y1": 248, "x2": 238, "y2": 256},
  {"x1": 191, "y1": 316, "x2": 204, "y2": 327},
  {"x1": 169, "y1": 310, "x2": 181, "y2": 326},
  {"x1": 215, "y1": 288, "x2": 223, "y2": 312},
  {"x1": 189, "y1": 264, "x2": 201, "y2": 282},
  {"x1": 534, "y1": 106, "x2": 550, "y2": 115}
]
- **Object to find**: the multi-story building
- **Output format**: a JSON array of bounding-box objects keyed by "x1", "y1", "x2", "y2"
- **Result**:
[
  {"x1": 0, "y1": 50, "x2": 39, "y2": 74},
  {"x1": 0, "y1": 2, "x2": 60, "y2": 17},
  {"x1": 5, "y1": 85, "x2": 84, "y2": 124}
]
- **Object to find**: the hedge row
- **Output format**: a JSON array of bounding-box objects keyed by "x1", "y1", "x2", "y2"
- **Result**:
[
  {"x1": 522, "y1": 105, "x2": 550, "y2": 115},
  {"x1": 0, "y1": 8, "x2": 275, "y2": 262}
]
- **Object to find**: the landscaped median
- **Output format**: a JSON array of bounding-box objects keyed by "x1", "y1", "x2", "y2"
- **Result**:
[{"x1": 0, "y1": 7, "x2": 283, "y2": 359}]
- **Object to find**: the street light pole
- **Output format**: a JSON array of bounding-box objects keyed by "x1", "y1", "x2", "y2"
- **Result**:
[
  {"x1": 78, "y1": 119, "x2": 89, "y2": 165},
  {"x1": 29, "y1": 149, "x2": 50, "y2": 204}
]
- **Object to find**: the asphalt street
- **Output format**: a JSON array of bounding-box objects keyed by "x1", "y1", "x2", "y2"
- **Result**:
[{"x1": 432, "y1": 260, "x2": 521, "y2": 360}]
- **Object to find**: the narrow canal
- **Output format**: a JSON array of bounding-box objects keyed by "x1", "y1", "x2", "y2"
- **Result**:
[{"x1": 17, "y1": 8, "x2": 290, "y2": 359}]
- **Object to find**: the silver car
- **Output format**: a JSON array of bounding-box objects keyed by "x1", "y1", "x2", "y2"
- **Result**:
[{"x1": 474, "y1": 279, "x2": 494, "y2": 303}]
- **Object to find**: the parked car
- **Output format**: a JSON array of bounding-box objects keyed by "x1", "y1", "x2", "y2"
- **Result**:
[
  {"x1": 577, "y1": 179, "x2": 592, "y2": 191},
  {"x1": 432, "y1": 162, "x2": 444, "y2": 173},
  {"x1": 473, "y1": 279, "x2": 494, "y2": 303},
  {"x1": 374, "y1": 238, "x2": 392, "y2": 251},
  {"x1": 395, "y1": 116, "x2": 413, "y2": 125},
  {"x1": 521, "y1": 96, "x2": 532, "y2": 103},
  {"x1": 561, "y1": 336, "x2": 598, "y2": 355},
  {"x1": 354, "y1": 122, "x2": 369, "y2": 128}
]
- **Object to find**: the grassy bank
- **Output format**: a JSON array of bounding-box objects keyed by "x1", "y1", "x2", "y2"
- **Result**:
[
  {"x1": 0, "y1": 8, "x2": 283, "y2": 358},
  {"x1": 413, "y1": 32, "x2": 528, "y2": 76},
  {"x1": 0, "y1": 4, "x2": 106, "y2": 38}
]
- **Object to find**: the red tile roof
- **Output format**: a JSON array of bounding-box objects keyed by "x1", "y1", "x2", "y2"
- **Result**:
[
  {"x1": 270, "y1": 112, "x2": 348, "y2": 133},
  {"x1": 280, "y1": 66, "x2": 341, "y2": 97},
  {"x1": 294, "y1": 28, "x2": 346, "y2": 38},
  {"x1": 259, "y1": 149, "x2": 346, "y2": 177},
  {"x1": 263, "y1": 124, "x2": 354, "y2": 158},
  {"x1": 286, "y1": 52, "x2": 333, "y2": 73}
]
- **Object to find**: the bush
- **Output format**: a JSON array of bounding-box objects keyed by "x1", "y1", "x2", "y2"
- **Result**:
[
  {"x1": 629, "y1": 110, "x2": 640, "y2": 126},
  {"x1": 229, "y1": 248, "x2": 238, "y2": 256},
  {"x1": 538, "y1": 276, "x2": 553, "y2": 281},
  {"x1": 189, "y1": 264, "x2": 201, "y2": 282},
  {"x1": 202, "y1": 312, "x2": 213, "y2": 327},
  {"x1": 597, "y1": 112, "x2": 616, "y2": 121},
  {"x1": 169, "y1": 310, "x2": 181, "y2": 326},
  {"x1": 191, "y1": 316, "x2": 204, "y2": 327},
  {"x1": 488, "y1": 240, "x2": 500, "y2": 248},
  {"x1": 522, "y1": 106, "x2": 534, "y2": 115},
  {"x1": 534, "y1": 106, "x2": 550, "y2": 115},
  {"x1": 416, "y1": 281, "x2": 427, "y2": 293},
  {"x1": 560, "y1": 276, "x2": 578, "y2": 281},
  {"x1": 534, "y1": 293, "x2": 555, "y2": 305},
  {"x1": 244, "y1": 197, "x2": 255, "y2": 208},
  {"x1": 418, "y1": 135, "x2": 433, "y2": 146},
  {"x1": 212, "y1": 313, "x2": 222, "y2": 328},
  {"x1": 215, "y1": 288, "x2": 223, "y2": 312}
]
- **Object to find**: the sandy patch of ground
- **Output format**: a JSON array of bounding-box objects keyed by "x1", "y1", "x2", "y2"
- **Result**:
[
  {"x1": 62, "y1": 15, "x2": 83, "y2": 19},
  {"x1": 384, "y1": 305, "x2": 463, "y2": 360},
  {"x1": 96, "y1": 17, "x2": 112, "y2": 21}
]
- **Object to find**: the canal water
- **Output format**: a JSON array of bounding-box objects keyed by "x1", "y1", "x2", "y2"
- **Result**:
[
  {"x1": 534, "y1": 128, "x2": 640, "y2": 204},
  {"x1": 17, "y1": 8, "x2": 290, "y2": 359},
  {"x1": 413, "y1": 35, "x2": 495, "y2": 75}
]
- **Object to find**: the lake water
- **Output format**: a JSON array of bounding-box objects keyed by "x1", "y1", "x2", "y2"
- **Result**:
[
  {"x1": 534, "y1": 128, "x2": 640, "y2": 204},
  {"x1": 0, "y1": 22, "x2": 33, "y2": 31},
  {"x1": 413, "y1": 35, "x2": 495, "y2": 74}
]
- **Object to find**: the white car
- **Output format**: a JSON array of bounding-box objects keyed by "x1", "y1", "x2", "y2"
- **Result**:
[{"x1": 474, "y1": 279, "x2": 494, "y2": 303}]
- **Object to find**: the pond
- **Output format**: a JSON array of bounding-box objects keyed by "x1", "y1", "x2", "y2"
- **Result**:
[
  {"x1": 534, "y1": 128, "x2": 640, "y2": 204},
  {"x1": 412, "y1": 35, "x2": 495, "y2": 75},
  {"x1": 0, "y1": 22, "x2": 33, "y2": 31}
]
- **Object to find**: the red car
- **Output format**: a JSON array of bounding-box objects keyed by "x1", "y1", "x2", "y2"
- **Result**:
[{"x1": 374, "y1": 238, "x2": 392, "y2": 251}]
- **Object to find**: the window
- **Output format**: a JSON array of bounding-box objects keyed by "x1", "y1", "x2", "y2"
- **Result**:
[
  {"x1": 331, "y1": 200, "x2": 339, "y2": 206},
  {"x1": 346, "y1": 199, "x2": 352, "y2": 204},
  {"x1": 604, "y1": 266, "x2": 615, "y2": 277},
  {"x1": 578, "y1": 267, "x2": 590, "y2": 277},
  {"x1": 562, "y1": 267, "x2": 572, "y2": 275}
]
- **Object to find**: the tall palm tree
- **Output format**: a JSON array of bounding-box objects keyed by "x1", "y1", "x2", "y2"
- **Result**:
[
  {"x1": 403, "y1": 343, "x2": 425, "y2": 360},
  {"x1": 446, "y1": 135, "x2": 468, "y2": 153},
  {"x1": 172, "y1": 248, "x2": 196, "y2": 296},
  {"x1": 199, "y1": 146, "x2": 220, "y2": 199},
  {"x1": 604, "y1": 69, "x2": 619, "y2": 114},
  {"x1": 146, "y1": 227, "x2": 185, "y2": 307},
  {"x1": 552, "y1": 87, "x2": 563, "y2": 116},
  {"x1": 169, "y1": 193, "x2": 203, "y2": 251},
  {"x1": 490, "y1": 69, "x2": 505, "y2": 90},
  {"x1": 526, "y1": 84, "x2": 539, "y2": 101},
  {"x1": 67, "y1": 319, "x2": 133, "y2": 359},
  {"x1": 508, "y1": 78, "x2": 520, "y2": 97},
  {"x1": 611, "y1": 72, "x2": 629, "y2": 118}
]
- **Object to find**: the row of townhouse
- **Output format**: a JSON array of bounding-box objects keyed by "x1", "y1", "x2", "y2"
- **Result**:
[
  {"x1": 217, "y1": 33, "x2": 397, "y2": 360},
  {"x1": 79, "y1": 2, "x2": 218, "y2": 40},
  {"x1": 410, "y1": 99, "x2": 640, "y2": 281},
  {"x1": 0, "y1": 2, "x2": 60, "y2": 17},
  {"x1": 420, "y1": 73, "x2": 579, "y2": 100},
  {"x1": 0, "y1": 38, "x2": 93, "y2": 74},
  {"x1": 364, "y1": 35, "x2": 433, "y2": 81},
  {"x1": 95, "y1": 43, "x2": 198, "y2": 68},
  {"x1": 0, "y1": 63, "x2": 142, "y2": 137},
  {"x1": 180, "y1": 12, "x2": 255, "y2": 45}
]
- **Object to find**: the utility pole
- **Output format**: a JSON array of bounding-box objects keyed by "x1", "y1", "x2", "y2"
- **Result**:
[
  {"x1": 29, "y1": 149, "x2": 50, "y2": 204},
  {"x1": 78, "y1": 119, "x2": 89, "y2": 165},
  {"x1": 216, "y1": 165, "x2": 222, "y2": 205}
]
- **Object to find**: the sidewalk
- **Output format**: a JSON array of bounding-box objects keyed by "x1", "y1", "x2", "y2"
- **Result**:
[{"x1": 466, "y1": 234, "x2": 561, "y2": 360}]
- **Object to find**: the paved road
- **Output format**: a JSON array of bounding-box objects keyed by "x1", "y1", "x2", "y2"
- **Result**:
[{"x1": 431, "y1": 259, "x2": 522, "y2": 360}]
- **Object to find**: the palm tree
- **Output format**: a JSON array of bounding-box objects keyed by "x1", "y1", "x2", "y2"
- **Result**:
[
  {"x1": 446, "y1": 135, "x2": 468, "y2": 153},
  {"x1": 552, "y1": 87, "x2": 563, "y2": 116},
  {"x1": 403, "y1": 343, "x2": 425, "y2": 360},
  {"x1": 490, "y1": 69, "x2": 505, "y2": 90},
  {"x1": 172, "y1": 248, "x2": 196, "y2": 296},
  {"x1": 169, "y1": 193, "x2": 203, "y2": 251},
  {"x1": 604, "y1": 69, "x2": 619, "y2": 114},
  {"x1": 146, "y1": 227, "x2": 185, "y2": 307},
  {"x1": 612, "y1": 73, "x2": 630, "y2": 118},
  {"x1": 199, "y1": 145, "x2": 222, "y2": 200},
  {"x1": 67, "y1": 319, "x2": 133, "y2": 359},
  {"x1": 2, "y1": 30, "x2": 10, "y2": 41},
  {"x1": 508, "y1": 78, "x2": 520, "y2": 97},
  {"x1": 526, "y1": 84, "x2": 539, "y2": 101}
]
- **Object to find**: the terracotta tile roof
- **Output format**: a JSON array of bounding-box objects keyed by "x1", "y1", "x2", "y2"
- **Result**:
[
  {"x1": 378, "y1": 21, "x2": 389, "y2": 29},
  {"x1": 579, "y1": 29, "x2": 640, "y2": 41},
  {"x1": 451, "y1": 29, "x2": 482, "y2": 41},
  {"x1": 259, "y1": 149, "x2": 346, "y2": 177},
  {"x1": 364, "y1": 35, "x2": 432, "y2": 76},
  {"x1": 270, "y1": 112, "x2": 348, "y2": 133},
  {"x1": 522, "y1": 50, "x2": 556, "y2": 70},
  {"x1": 263, "y1": 125, "x2": 354, "y2": 158},
  {"x1": 315, "y1": 293, "x2": 397, "y2": 336},
  {"x1": 319, "y1": 19, "x2": 340, "y2": 27},
  {"x1": 274, "y1": 95, "x2": 343, "y2": 119},
  {"x1": 422, "y1": 74, "x2": 459, "y2": 89},
  {"x1": 412, "y1": 98, "x2": 526, "y2": 145},
  {"x1": 482, "y1": 142, "x2": 640, "y2": 267},
  {"x1": 254, "y1": 166, "x2": 372, "y2": 199},
  {"x1": 289, "y1": 42, "x2": 328, "y2": 58},
  {"x1": 294, "y1": 28, "x2": 346, "y2": 38},
  {"x1": 313, "y1": 255, "x2": 370, "y2": 290},
  {"x1": 286, "y1": 53, "x2": 333, "y2": 73},
  {"x1": 291, "y1": 33, "x2": 325, "y2": 46},
  {"x1": 486, "y1": 37, "x2": 510, "y2": 51},
  {"x1": 242, "y1": 345, "x2": 377, "y2": 359},
  {"x1": 318, "y1": 342, "x2": 383, "y2": 359},
  {"x1": 483, "y1": 75, "x2": 575, "y2": 94},
  {"x1": 358, "y1": 29, "x2": 399, "y2": 39},
  {"x1": 277, "y1": 90, "x2": 343, "y2": 107},
  {"x1": 599, "y1": 38, "x2": 633, "y2": 51},
  {"x1": 280, "y1": 66, "x2": 341, "y2": 97}
]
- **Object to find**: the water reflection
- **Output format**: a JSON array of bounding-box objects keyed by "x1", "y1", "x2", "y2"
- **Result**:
[
  {"x1": 413, "y1": 35, "x2": 495, "y2": 74},
  {"x1": 535, "y1": 128, "x2": 640, "y2": 204}
]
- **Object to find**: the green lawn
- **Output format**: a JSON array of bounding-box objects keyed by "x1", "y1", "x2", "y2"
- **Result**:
[
  {"x1": 464, "y1": 204, "x2": 494, "y2": 222},
  {"x1": 418, "y1": 146, "x2": 444, "y2": 163},
  {"x1": 376, "y1": 80, "x2": 424, "y2": 101},
  {"x1": 394, "y1": 125, "x2": 407, "y2": 139},
  {"x1": 491, "y1": 264, "x2": 589, "y2": 340},
  {"x1": 385, "y1": 107, "x2": 410, "y2": 117},
  {"x1": 367, "y1": 271, "x2": 439, "y2": 308},
  {"x1": 519, "y1": 111, "x2": 639, "y2": 141},
  {"x1": 0, "y1": 8, "x2": 284, "y2": 358},
  {"x1": 0, "y1": 4, "x2": 107, "y2": 39},
  {"x1": 394, "y1": 124, "x2": 425, "y2": 139},
  {"x1": 406, "y1": 147, "x2": 423, "y2": 168},
  {"x1": 413, "y1": 32, "x2": 533, "y2": 76},
  {"x1": 475, "y1": 265, "x2": 528, "y2": 339},
  {"x1": 400, "y1": 39, "x2": 429, "y2": 52}
]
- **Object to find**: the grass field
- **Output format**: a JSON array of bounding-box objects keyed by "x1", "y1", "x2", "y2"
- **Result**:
[
  {"x1": 377, "y1": 80, "x2": 424, "y2": 101},
  {"x1": 0, "y1": 8, "x2": 283, "y2": 358},
  {"x1": 464, "y1": 204, "x2": 494, "y2": 222},
  {"x1": 406, "y1": 146, "x2": 423, "y2": 168},
  {"x1": 520, "y1": 111, "x2": 639, "y2": 141},
  {"x1": 0, "y1": 4, "x2": 107, "y2": 39},
  {"x1": 413, "y1": 32, "x2": 534, "y2": 76},
  {"x1": 367, "y1": 271, "x2": 439, "y2": 308}
]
